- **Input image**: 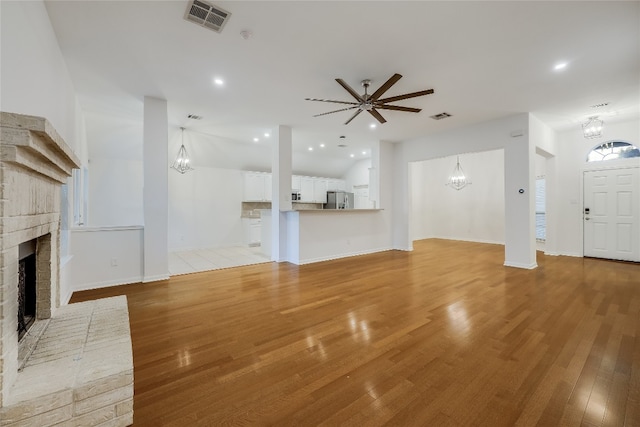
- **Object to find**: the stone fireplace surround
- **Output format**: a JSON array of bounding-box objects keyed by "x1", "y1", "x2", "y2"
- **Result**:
[{"x1": 0, "y1": 113, "x2": 133, "y2": 425}]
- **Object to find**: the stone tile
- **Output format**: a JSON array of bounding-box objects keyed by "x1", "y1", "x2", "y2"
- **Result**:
[
  {"x1": 1, "y1": 390, "x2": 73, "y2": 422},
  {"x1": 52, "y1": 405, "x2": 116, "y2": 427},
  {"x1": 74, "y1": 371, "x2": 133, "y2": 401},
  {"x1": 96, "y1": 412, "x2": 133, "y2": 427},
  {"x1": 73, "y1": 385, "x2": 133, "y2": 416},
  {"x1": 114, "y1": 399, "x2": 133, "y2": 417},
  {"x1": 2, "y1": 404, "x2": 72, "y2": 427}
]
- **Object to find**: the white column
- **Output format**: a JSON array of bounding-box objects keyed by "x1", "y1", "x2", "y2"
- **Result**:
[
  {"x1": 143, "y1": 97, "x2": 169, "y2": 281},
  {"x1": 504, "y1": 131, "x2": 537, "y2": 268},
  {"x1": 270, "y1": 125, "x2": 293, "y2": 261}
]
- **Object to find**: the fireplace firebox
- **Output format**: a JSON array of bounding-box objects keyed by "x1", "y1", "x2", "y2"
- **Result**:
[{"x1": 17, "y1": 253, "x2": 36, "y2": 340}]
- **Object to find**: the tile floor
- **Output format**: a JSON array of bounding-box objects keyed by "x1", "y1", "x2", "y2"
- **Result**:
[{"x1": 169, "y1": 245, "x2": 271, "y2": 276}]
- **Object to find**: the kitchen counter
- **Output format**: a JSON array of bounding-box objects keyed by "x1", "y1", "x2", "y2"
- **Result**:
[
  {"x1": 259, "y1": 208, "x2": 389, "y2": 263},
  {"x1": 291, "y1": 208, "x2": 383, "y2": 212}
]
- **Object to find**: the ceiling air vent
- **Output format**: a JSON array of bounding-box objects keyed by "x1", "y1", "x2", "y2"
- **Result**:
[
  {"x1": 430, "y1": 112, "x2": 452, "y2": 120},
  {"x1": 184, "y1": 0, "x2": 231, "y2": 33},
  {"x1": 337, "y1": 136, "x2": 348, "y2": 148},
  {"x1": 187, "y1": 114, "x2": 203, "y2": 120}
]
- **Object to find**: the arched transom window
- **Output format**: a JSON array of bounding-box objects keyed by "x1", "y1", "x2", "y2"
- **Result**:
[{"x1": 587, "y1": 141, "x2": 640, "y2": 162}]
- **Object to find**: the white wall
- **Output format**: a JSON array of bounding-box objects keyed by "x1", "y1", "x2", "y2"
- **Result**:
[
  {"x1": 89, "y1": 159, "x2": 144, "y2": 226},
  {"x1": 343, "y1": 158, "x2": 371, "y2": 191},
  {"x1": 411, "y1": 150, "x2": 505, "y2": 244},
  {"x1": 395, "y1": 114, "x2": 537, "y2": 268},
  {"x1": 1, "y1": 0, "x2": 91, "y2": 303},
  {"x1": 168, "y1": 166, "x2": 245, "y2": 251},
  {"x1": 553, "y1": 118, "x2": 640, "y2": 257},
  {"x1": 63, "y1": 227, "x2": 143, "y2": 302},
  {"x1": 0, "y1": 1, "x2": 82, "y2": 153}
]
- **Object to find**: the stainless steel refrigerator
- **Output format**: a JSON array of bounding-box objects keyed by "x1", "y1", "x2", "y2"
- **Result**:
[{"x1": 324, "y1": 191, "x2": 354, "y2": 210}]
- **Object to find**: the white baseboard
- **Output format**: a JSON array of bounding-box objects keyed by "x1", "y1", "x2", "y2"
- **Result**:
[
  {"x1": 71, "y1": 276, "x2": 144, "y2": 294},
  {"x1": 142, "y1": 274, "x2": 170, "y2": 283},
  {"x1": 504, "y1": 261, "x2": 538, "y2": 269},
  {"x1": 296, "y1": 247, "x2": 393, "y2": 265}
]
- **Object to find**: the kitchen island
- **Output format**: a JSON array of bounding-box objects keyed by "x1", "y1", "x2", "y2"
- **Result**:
[{"x1": 260, "y1": 208, "x2": 390, "y2": 264}]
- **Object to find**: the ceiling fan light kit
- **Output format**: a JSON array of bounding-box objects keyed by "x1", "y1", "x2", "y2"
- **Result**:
[{"x1": 306, "y1": 73, "x2": 434, "y2": 125}]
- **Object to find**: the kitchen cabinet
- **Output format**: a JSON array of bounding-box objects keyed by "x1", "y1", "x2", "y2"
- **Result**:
[
  {"x1": 243, "y1": 218, "x2": 261, "y2": 246},
  {"x1": 243, "y1": 172, "x2": 271, "y2": 201},
  {"x1": 313, "y1": 178, "x2": 329, "y2": 203},
  {"x1": 299, "y1": 177, "x2": 315, "y2": 202},
  {"x1": 292, "y1": 175, "x2": 302, "y2": 191},
  {"x1": 327, "y1": 179, "x2": 346, "y2": 192}
]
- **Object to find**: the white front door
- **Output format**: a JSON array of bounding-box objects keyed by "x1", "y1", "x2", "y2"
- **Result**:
[{"x1": 583, "y1": 167, "x2": 640, "y2": 261}]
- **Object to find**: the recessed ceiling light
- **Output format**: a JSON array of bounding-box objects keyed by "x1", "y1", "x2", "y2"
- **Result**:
[
  {"x1": 253, "y1": 137, "x2": 259, "y2": 142},
  {"x1": 350, "y1": 154, "x2": 354, "y2": 158},
  {"x1": 214, "y1": 78, "x2": 224, "y2": 86},
  {"x1": 362, "y1": 151, "x2": 366, "y2": 155},
  {"x1": 553, "y1": 62, "x2": 568, "y2": 71},
  {"x1": 369, "y1": 123, "x2": 376, "y2": 129},
  {"x1": 308, "y1": 147, "x2": 313, "y2": 151},
  {"x1": 320, "y1": 143, "x2": 325, "y2": 148},
  {"x1": 264, "y1": 132, "x2": 270, "y2": 138}
]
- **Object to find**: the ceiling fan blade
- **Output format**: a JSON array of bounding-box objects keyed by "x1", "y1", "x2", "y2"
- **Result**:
[
  {"x1": 336, "y1": 78, "x2": 364, "y2": 102},
  {"x1": 377, "y1": 89, "x2": 434, "y2": 104},
  {"x1": 369, "y1": 73, "x2": 402, "y2": 101},
  {"x1": 368, "y1": 109, "x2": 387, "y2": 124},
  {"x1": 313, "y1": 106, "x2": 358, "y2": 117},
  {"x1": 376, "y1": 104, "x2": 422, "y2": 113},
  {"x1": 344, "y1": 109, "x2": 362, "y2": 125},
  {"x1": 305, "y1": 98, "x2": 359, "y2": 105}
]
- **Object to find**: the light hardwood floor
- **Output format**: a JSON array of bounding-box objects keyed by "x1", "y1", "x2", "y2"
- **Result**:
[{"x1": 70, "y1": 239, "x2": 640, "y2": 426}]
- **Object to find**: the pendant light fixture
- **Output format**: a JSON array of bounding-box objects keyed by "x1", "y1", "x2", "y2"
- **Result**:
[
  {"x1": 446, "y1": 155, "x2": 471, "y2": 190},
  {"x1": 582, "y1": 116, "x2": 604, "y2": 139},
  {"x1": 171, "y1": 127, "x2": 194, "y2": 174}
]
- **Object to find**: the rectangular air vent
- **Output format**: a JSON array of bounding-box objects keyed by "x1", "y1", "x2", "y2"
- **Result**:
[
  {"x1": 187, "y1": 114, "x2": 203, "y2": 120},
  {"x1": 430, "y1": 112, "x2": 452, "y2": 120},
  {"x1": 184, "y1": 0, "x2": 231, "y2": 33}
]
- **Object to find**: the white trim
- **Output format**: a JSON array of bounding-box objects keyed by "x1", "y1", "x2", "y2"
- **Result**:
[
  {"x1": 503, "y1": 261, "x2": 538, "y2": 269},
  {"x1": 294, "y1": 247, "x2": 393, "y2": 265},
  {"x1": 142, "y1": 274, "x2": 170, "y2": 283},
  {"x1": 71, "y1": 225, "x2": 143, "y2": 232},
  {"x1": 71, "y1": 276, "x2": 144, "y2": 293},
  {"x1": 62, "y1": 289, "x2": 73, "y2": 305}
]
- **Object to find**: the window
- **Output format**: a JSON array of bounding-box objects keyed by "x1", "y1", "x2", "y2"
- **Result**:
[
  {"x1": 72, "y1": 168, "x2": 88, "y2": 226},
  {"x1": 535, "y1": 177, "x2": 546, "y2": 242},
  {"x1": 587, "y1": 141, "x2": 640, "y2": 162}
]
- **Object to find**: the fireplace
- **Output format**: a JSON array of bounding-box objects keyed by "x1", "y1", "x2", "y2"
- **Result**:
[
  {"x1": 1, "y1": 113, "x2": 134, "y2": 426},
  {"x1": 0, "y1": 113, "x2": 79, "y2": 405},
  {"x1": 17, "y1": 240, "x2": 37, "y2": 340}
]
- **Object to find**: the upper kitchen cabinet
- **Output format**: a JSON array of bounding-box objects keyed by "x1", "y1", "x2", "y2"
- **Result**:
[
  {"x1": 243, "y1": 171, "x2": 272, "y2": 201},
  {"x1": 313, "y1": 178, "x2": 329, "y2": 203},
  {"x1": 299, "y1": 177, "x2": 315, "y2": 202},
  {"x1": 327, "y1": 179, "x2": 346, "y2": 191},
  {"x1": 292, "y1": 175, "x2": 302, "y2": 191}
]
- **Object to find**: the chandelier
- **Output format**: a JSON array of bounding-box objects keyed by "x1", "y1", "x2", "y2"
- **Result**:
[
  {"x1": 446, "y1": 156, "x2": 471, "y2": 190},
  {"x1": 582, "y1": 116, "x2": 604, "y2": 139},
  {"x1": 170, "y1": 127, "x2": 194, "y2": 174}
]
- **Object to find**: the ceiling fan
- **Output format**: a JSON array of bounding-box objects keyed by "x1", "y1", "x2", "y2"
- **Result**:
[{"x1": 305, "y1": 73, "x2": 434, "y2": 125}]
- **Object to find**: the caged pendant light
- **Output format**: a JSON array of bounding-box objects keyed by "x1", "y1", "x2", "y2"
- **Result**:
[
  {"x1": 446, "y1": 156, "x2": 471, "y2": 190},
  {"x1": 582, "y1": 116, "x2": 604, "y2": 139},
  {"x1": 171, "y1": 127, "x2": 194, "y2": 174}
]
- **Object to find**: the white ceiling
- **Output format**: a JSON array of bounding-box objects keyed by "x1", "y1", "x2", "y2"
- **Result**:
[{"x1": 45, "y1": 1, "x2": 640, "y2": 165}]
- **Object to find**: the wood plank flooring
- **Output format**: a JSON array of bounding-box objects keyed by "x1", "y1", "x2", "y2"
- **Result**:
[{"x1": 70, "y1": 239, "x2": 640, "y2": 426}]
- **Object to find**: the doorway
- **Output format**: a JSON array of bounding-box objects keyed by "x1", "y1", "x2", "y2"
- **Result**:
[{"x1": 583, "y1": 167, "x2": 639, "y2": 261}]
